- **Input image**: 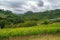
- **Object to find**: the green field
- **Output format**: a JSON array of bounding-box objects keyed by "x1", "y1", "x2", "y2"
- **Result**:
[{"x1": 0, "y1": 23, "x2": 60, "y2": 39}]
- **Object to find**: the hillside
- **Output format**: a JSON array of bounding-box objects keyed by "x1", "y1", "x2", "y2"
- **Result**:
[
  {"x1": 0, "y1": 9, "x2": 60, "y2": 40},
  {"x1": 0, "y1": 9, "x2": 60, "y2": 28},
  {"x1": 22, "y1": 9, "x2": 60, "y2": 21}
]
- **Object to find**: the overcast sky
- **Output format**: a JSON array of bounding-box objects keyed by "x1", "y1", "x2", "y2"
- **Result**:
[{"x1": 0, "y1": 0, "x2": 60, "y2": 14}]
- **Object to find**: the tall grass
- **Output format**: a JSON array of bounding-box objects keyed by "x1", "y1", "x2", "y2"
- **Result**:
[{"x1": 0, "y1": 23, "x2": 60, "y2": 38}]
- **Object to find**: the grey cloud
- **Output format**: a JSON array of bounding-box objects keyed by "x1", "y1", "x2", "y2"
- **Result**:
[
  {"x1": 37, "y1": 0, "x2": 44, "y2": 7},
  {"x1": 0, "y1": 0, "x2": 60, "y2": 14}
]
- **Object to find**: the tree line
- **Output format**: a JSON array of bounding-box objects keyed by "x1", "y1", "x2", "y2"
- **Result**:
[{"x1": 0, "y1": 9, "x2": 60, "y2": 28}]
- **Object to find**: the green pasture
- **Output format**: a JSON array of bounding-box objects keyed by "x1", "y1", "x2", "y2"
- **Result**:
[{"x1": 0, "y1": 23, "x2": 60, "y2": 38}]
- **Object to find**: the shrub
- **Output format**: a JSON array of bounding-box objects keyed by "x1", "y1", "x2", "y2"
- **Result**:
[
  {"x1": 19, "y1": 21, "x2": 37, "y2": 27},
  {"x1": 42, "y1": 21, "x2": 49, "y2": 25}
]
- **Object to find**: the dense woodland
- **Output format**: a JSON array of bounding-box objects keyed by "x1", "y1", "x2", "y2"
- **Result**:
[{"x1": 0, "y1": 9, "x2": 60, "y2": 28}]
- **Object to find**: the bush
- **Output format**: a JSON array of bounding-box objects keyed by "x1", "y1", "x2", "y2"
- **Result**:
[
  {"x1": 4, "y1": 24, "x2": 14, "y2": 28},
  {"x1": 42, "y1": 21, "x2": 49, "y2": 25},
  {"x1": 19, "y1": 21, "x2": 37, "y2": 27}
]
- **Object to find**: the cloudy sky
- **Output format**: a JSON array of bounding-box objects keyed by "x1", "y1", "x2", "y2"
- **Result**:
[{"x1": 0, "y1": 0, "x2": 60, "y2": 14}]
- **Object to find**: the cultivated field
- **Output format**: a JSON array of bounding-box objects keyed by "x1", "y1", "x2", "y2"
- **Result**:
[{"x1": 0, "y1": 23, "x2": 60, "y2": 40}]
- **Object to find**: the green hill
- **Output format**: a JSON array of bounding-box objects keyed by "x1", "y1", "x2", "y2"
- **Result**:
[{"x1": 0, "y1": 9, "x2": 60, "y2": 28}]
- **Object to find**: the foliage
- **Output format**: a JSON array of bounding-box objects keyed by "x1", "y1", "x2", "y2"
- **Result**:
[
  {"x1": 0, "y1": 23, "x2": 60, "y2": 38},
  {"x1": 19, "y1": 21, "x2": 37, "y2": 27},
  {"x1": 0, "y1": 9, "x2": 60, "y2": 28}
]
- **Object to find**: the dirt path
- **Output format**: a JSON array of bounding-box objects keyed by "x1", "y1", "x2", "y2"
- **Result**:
[{"x1": 2, "y1": 34, "x2": 60, "y2": 40}]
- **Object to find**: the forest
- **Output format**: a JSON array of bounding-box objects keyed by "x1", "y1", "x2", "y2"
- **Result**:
[{"x1": 0, "y1": 9, "x2": 60, "y2": 28}]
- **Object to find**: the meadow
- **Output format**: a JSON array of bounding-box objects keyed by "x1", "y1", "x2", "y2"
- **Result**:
[{"x1": 0, "y1": 23, "x2": 60, "y2": 39}]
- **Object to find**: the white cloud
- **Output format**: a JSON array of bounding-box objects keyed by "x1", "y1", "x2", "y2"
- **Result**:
[{"x1": 0, "y1": 0, "x2": 60, "y2": 14}]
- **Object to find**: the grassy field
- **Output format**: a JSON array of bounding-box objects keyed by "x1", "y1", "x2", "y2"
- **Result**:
[{"x1": 0, "y1": 23, "x2": 60, "y2": 39}]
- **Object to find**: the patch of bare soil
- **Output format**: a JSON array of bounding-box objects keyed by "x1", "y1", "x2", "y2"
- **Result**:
[{"x1": 2, "y1": 34, "x2": 60, "y2": 40}]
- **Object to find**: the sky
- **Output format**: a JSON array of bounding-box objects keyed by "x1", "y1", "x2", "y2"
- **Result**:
[{"x1": 0, "y1": 0, "x2": 60, "y2": 14}]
